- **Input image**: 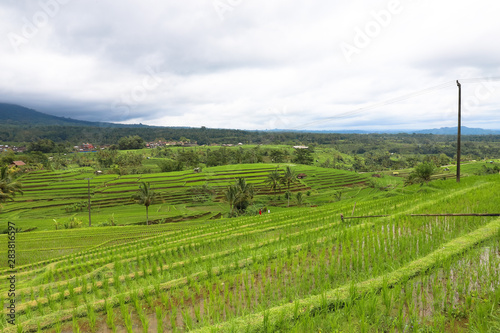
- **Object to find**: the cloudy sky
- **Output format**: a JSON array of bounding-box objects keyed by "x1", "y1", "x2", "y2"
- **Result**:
[{"x1": 1, "y1": 0, "x2": 499, "y2": 130}]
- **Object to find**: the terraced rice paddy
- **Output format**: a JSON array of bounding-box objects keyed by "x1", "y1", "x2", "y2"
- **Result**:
[
  {"x1": 1, "y1": 174, "x2": 499, "y2": 332},
  {"x1": 2, "y1": 164, "x2": 369, "y2": 231}
]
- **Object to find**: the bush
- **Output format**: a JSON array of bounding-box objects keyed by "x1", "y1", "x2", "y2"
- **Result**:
[
  {"x1": 405, "y1": 162, "x2": 436, "y2": 185},
  {"x1": 157, "y1": 159, "x2": 183, "y2": 172},
  {"x1": 64, "y1": 216, "x2": 83, "y2": 229},
  {"x1": 64, "y1": 201, "x2": 87, "y2": 213},
  {"x1": 243, "y1": 205, "x2": 261, "y2": 216},
  {"x1": 476, "y1": 165, "x2": 500, "y2": 175}
]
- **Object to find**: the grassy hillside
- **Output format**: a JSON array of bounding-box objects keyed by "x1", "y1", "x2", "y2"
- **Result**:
[
  {"x1": 0, "y1": 174, "x2": 499, "y2": 332},
  {"x1": 1, "y1": 164, "x2": 369, "y2": 233}
]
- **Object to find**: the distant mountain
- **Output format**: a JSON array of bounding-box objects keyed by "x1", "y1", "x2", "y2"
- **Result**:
[
  {"x1": 267, "y1": 126, "x2": 500, "y2": 135},
  {"x1": 412, "y1": 126, "x2": 500, "y2": 135},
  {"x1": 2, "y1": 103, "x2": 500, "y2": 135},
  {"x1": 0, "y1": 103, "x2": 148, "y2": 127}
]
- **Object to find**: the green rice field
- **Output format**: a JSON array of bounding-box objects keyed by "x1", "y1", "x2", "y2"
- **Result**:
[
  {"x1": 1, "y1": 172, "x2": 499, "y2": 332},
  {"x1": 1, "y1": 164, "x2": 369, "y2": 232}
]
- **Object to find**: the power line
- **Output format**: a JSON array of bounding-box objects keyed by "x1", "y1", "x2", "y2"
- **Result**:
[{"x1": 289, "y1": 77, "x2": 500, "y2": 131}]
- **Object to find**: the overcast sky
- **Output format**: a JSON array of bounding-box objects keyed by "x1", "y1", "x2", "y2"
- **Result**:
[{"x1": 1, "y1": 0, "x2": 499, "y2": 131}]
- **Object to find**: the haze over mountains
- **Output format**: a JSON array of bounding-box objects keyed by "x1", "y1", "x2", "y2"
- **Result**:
[{"x1": 1, "y1": 102, "x2": 500, "y2": 135}]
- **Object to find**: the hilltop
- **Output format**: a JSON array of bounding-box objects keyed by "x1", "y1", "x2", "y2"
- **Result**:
[
  {"x1": 0, "y1": 103, "x2": 100, "y2": 126},
  {"x1": 0, "y1": 103, "x2": 148, "y2": 128}
]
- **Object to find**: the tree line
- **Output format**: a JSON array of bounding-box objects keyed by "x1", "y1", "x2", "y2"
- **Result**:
[{"x1": 3, "y1": 123, "x2": 500, "y2": 158}]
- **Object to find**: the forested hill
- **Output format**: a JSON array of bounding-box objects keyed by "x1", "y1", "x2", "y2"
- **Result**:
[
  {"x1": 2, "y1": 103, "x2": 500, "y2": 146},
  {"x1": 0, "y1": 103, "x2": 101, "y2": 126},
  {"x1": 0, "y1": 103, "x2": 155, "y2": 128}
]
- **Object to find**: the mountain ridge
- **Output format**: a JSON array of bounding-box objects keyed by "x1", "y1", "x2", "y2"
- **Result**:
[
  {"x1": 266, "y1": 127, "x2": 500, "y2": 135},
  {"x1": 1, "y1": 103, "x2": 500, "y2": 135},
  {"x1": 0, "y1": 103, "x2": 149, "y2": 128}
]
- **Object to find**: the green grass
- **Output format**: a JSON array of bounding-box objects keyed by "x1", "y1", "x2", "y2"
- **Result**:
[
  {"x1": 1, "y1": 163, "x2": 370, "y2": 232},
  {"x1": 1, "y1": 173, "x2": 499, "y2": 332}
]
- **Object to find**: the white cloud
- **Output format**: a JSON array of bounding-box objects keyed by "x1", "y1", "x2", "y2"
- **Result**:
[{"x1": 0, "y1": 0, "x2": 499, "y2": 130}]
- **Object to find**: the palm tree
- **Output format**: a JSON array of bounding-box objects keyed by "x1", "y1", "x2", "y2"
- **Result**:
[
  {"x1": 265, "y1": 169, "x2": 281, "y2": 198},
  {"x1": 234, "y1": 178, "x2": 254, "y2": 211},
  {"x1": 132, "y1": 182, "x2": 154, "y2": 225},
  {"x1": 0, "y1": 167, "x2": 23, "y2": 208},
  {"x1": 406, "y1": 162, "x2": 436, "y2": 185},
  {"x1": 281, "y1": 166, "x2": 297, "y2": 207},
  {"x1": 224, "y1": 184, "x2": 238, "y2": 216},
  {"x1": 224, "y1": 178, "x2": 254, "y2": 216}
]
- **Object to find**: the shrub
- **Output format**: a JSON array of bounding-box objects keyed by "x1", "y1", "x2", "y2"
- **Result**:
[
  {"x1": 405, "y1": 162, "x2": 436, "y2": 185},
  {"x1": 64, "y1": 215, "x2": 83, "y2": 229},
  {"x1": 64, "y1": 201, "x2": 87, "y2": 213}
]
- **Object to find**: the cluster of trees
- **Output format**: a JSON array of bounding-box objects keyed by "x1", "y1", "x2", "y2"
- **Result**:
[
  {"x1": 153, "y1": 146, "x2": 313, "y2": 170},
  {"x1": 265, "y1": 167, "x2": 298, "y2": 206},
  {"x1": 27, "y1": 139, "x2": 69, "y2": 153},
  {"x1": 96, "y1": 150, "x2": 144, "y2": 169},
  {"x1": 351, "y1": 152, "x2": 452, "y2": 172},
  {"x1": 477, "y1": 163, "x2": 500, "y2": 175},
  {"x1": 0, "y1": 124, "x2": 267, "y2": 146},
  {"x1": 5, "y1": 122, "x2": 500, "y2": 174},
  {"x1": 224, "y1": 178, "x2": 255, "y2": 216},
  {"x1": 5, "y1": 121, "x2": 500, "y2": 156},
  {"x1": 118, "y1": 135, "x2": 145, "y2": 150},
  {"x1": 0, "y1": 150, "x2": 15, "y2": 166}
]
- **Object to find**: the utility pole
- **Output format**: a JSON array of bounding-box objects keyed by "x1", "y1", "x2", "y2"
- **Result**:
[
  {"x1": 85, "y1": 178, "x2": 93, "y2": 226},
  {"x1": 456, "y1": 80, "x2": 461, "y2": 183}
]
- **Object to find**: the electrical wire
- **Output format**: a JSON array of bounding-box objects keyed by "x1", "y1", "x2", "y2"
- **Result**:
[{"x1": 289, "y1": 77, "x2": 500, "y2": 131}]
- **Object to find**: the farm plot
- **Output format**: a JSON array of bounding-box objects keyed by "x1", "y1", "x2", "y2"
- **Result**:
[
  {"x1": 1, "y1": 175, "x2": 499, "y2": 332},
  {"x1": 1, "y1": 164, "x2": 369, "y2": 231}
]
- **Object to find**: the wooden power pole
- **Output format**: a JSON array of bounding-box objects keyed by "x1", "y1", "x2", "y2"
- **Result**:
[{"x1": 456, "y1": 80, "x2": 461, "y2": 183}]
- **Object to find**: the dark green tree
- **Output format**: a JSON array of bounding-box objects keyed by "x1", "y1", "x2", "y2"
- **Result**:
[
  {"x1": 118, "y1": 135, "x2": 145, "y2": 150},
  {"x1": 132, "y1": 182, "x2": 154, "y2": 225},
  {"x1": 27, "y1": 139, "x2": 56, "y2": 153},
  {"x1": 224, "y1": 178, "x2": 254, "y2": 216},
  {"x1": 292, "y1": 148, "x2": 314, "y2": 165},
  {"x1": 177, "y1": 149, "x2": 200, "y2": 168},
  {"x1": 281, "y1": 166, "x2": 297, "y2": 207},
  {"x1": 96, "y1": 149, "x2": 118, "y2": 168},
  {"x1": 405, "y1": 162, "x2": 436, "y2": 185},
  {"x1": 265, "y1": 169, "x2": 281, "y2": 198},
  {"x1": 269, "y1": 149, "x2": 285, "y2": 163},
  {"x1": 0, "y1": 167, "x2": 23, "y2": 209},
  {"x1": 156, "y1": 159, "x2": 183, "y2": 172},
  {"x1": 224, "y1": 184, "x2": 238, "y2": 216},
  {"x1": 0, "y1": 150, "x2": 15, "y2": 167},
  {"x1": 115, "y1": 152, "x2": 144, "y2": 167}
]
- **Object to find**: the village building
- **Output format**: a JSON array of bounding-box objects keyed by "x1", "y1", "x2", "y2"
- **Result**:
[
  {"x1": 0, "y1": 145, "x2": 26, "y2": 153},
  {"x1": 74, "y1": 143, "x2": 95, "y2": 152},
  {"x1": 9, "y1": 161, "x2": 26, "y2": 168}
]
